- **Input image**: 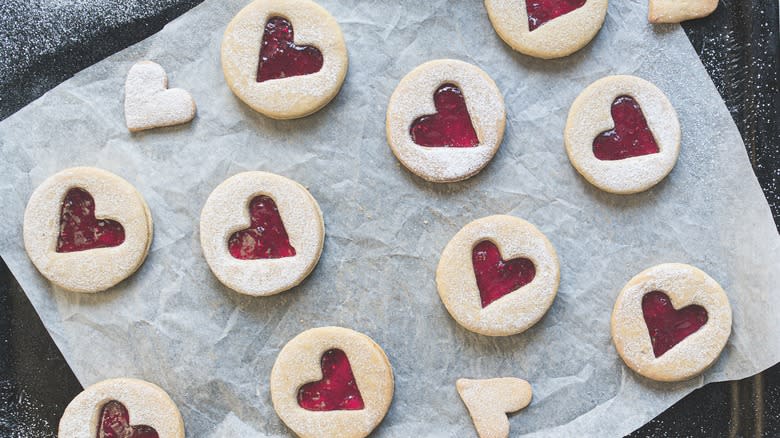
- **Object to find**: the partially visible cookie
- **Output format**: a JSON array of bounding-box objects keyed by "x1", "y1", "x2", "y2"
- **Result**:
[
  {"x1": 457, "y1": 378, "x2": 532, "y2": 438},
  {"x1": 270, "y1": 327, "x2": 394, "y2": 438},
  {"x1": 649, "y1": 0, "x2": 718, "y2": 24},
  {"x1": 484, "y1": 0, "x2": 608, "y2": 59},
  {"x1": 386, "y1": 59, "x2": 506, "y2": 183},
  {"x1": 564, "y1": 75, "x2": 681, "y2": 194},
  {"x1": 58, "y1": 378, "x2": 184, "y2": 438},
  {"x1": 23, "y1": 167, "x2": 153, "y2": 293},
  {"x1": 199, "y1": 171, "x2": 324, "y2": 296},
  {"x1": 124, "y1": 61, "x2": 196, "y2": 132},
  {"x1": 611, "y1": 263, "x2": 732, "y2": 382},
  {"x1": 436, "y1": 215, "x2": 559, "y2": 336},
  {"x1": 221, "y1": 0, "x2": 348, "y2": 119}
]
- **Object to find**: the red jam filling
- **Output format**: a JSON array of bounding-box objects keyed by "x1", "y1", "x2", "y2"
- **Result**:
[
  {"x1": 410, "y1": 83, "x2": 479, "y2": 148},
  {"x1": 256, "y1": 16, "x2": 324, "y2": 83},
  {"x1": 526, "y1": 0, "x2": 587, "y2": 31},
  {"x1": 642, "y1": 291, "x2": 708, "y2": 358},
  {"x1": 56, "y1": 188, "x2": 125, "y2": 253},
  {"x1": 593, "y1": 95, "x2": 660, "y2": 161},
  {"x1": 97, "y1": 400, "x2": 158, "y2": 438},
  {"x1": 472, "y1": 240, "x2": 536, "y2": 308},
  {"x1": 228, "y1": 195, "x2": 296, "y2": 260},
  {"x1": 297, "y1": 349, "x2": 365, "y2": 411}
]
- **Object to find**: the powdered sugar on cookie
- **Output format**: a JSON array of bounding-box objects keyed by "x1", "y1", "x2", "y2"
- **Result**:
[{"x1": 124, "y1": 60, "x2": 196, "y2": 131}]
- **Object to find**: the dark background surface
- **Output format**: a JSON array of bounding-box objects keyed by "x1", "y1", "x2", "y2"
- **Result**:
[{"x1": 0, "y1": 0, "x2": 778, "y2": 436}]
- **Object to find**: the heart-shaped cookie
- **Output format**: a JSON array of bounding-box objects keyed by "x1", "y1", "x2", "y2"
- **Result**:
[
  {"x1": 526, "y1": 0, "x2": 587, "y2": 31},
  {"x1": 257, "y1": 16, "x2": 324, "y2": 82},
  {"x1": 457, "y1": 378, "x2": 532, "y2": 438},
  {"x1": 228, "y1": 195, "x2": 296, "y2": 259},
  {"x1": 593, "y1": 95, "x2": 660, "y2": 161},
  {"x1": 642, "y1": 291, "x2": 708, "y2": 357},
  {"x1": 98, "y1": 400, "x2": 159, "y2": 438},
  {"x1": 410, "y1": 83, "x2": 479, "y2": 148},
  {"x1": 297, "y1": 349, "x2": 365, "y2": 411},
  {"x1": 57, "y1": 187, "x2": 125, "y2": 253},
  {"x1": 124, "y1": 61, "x2": 196, "y2": 132}
]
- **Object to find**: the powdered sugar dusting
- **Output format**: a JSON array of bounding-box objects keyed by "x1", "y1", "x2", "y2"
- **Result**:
[{"x1": 124, "y1": 60, "x2": 196, "y2": 131}]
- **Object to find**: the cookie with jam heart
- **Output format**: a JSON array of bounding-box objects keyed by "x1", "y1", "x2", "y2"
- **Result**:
[
  {"x1": 221, "y1": 0, "x2": 348, "y2": 119},
  {"x1": 270, "y1": 327, "x2": 394, "y2": 438},
  {"x1": 58, "y1": 378, "x2": 184, "y2": 438},
  {"x1": 564, "y1": 75, "x2": 681, "y2": 194},
  {"x1": 386, "y1": 59, "x2": 506, "y2": 183},
  {"x1": 436, "y1": 215, "x2": 560, "y2": 336},
  {"x1": 484, "y1": 0, "x2": 609, "y2": 59},
  {"x1": 23, "y1": 167, "x2": 153, "y2": 293},
  {"x1": 611, "y1": 263, "x2": 732, "y2": 382},
  {"x1": 199, "y1": 171, "x2": 324, "y2": 296}
]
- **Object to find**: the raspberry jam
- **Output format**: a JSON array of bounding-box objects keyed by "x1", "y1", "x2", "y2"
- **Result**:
[
  {"x1": 642, "y1": 291, "x2": 708, "y2": 358},
  {"x1": 526, "y1": 0, "x2": 587, "y2": 31},
  {"x1": 97, "y1": 400, "x2": 158, "y2": 438},
  {"x1": 410, "y1": 83, "x2": 479, "y2": 148},
  {"x1": 297, "y1": 349, "x2": 365, "y2": 411},
  {"x1": 593, "y1": 95, "x2": 660, "y2": 161},
  {"x1": 256, "y1": 16, "x2": 324, "y2": 83},
  {"x1": 472, "y1": 240, "x2": 536, "y2": 308},
  {"x1": 56, "y1": 188, "x2": 125, "y2": 253},
  {"x1": 228, "y1": 195, "x2": 296, "y2": 260}
]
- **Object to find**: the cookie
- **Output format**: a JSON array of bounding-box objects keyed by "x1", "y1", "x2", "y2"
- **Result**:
[
  {"x1": 611, "y1": 263, "x2": 732, "y2": 382},
  {"x1": 199, "y1": 171, "x2": 324, "y2": 296},
  {"x1": 58, "y1": 378, "x2": 184, "y2": 438},
  {"x1": 221, "y1": 0, "x2": 348, "y2": 119},
  {"x1": 436, "y1": 215, "x2": 560, "y2": 336},
  {"x1": 270, "y1": 327, "x2": 394, "y2": 438},
  {"x1": 386, "y1": 59, "x2": 506, "y2": 183},
  {"x1": 23, "y1": 167, "x2": 153, "y2": 293},
  {"x1": 484, "y1": 0, "x2": 609, "y2": 59},
  {"x1": 564, "y1": 75, "x2": 681, "y2": 194},
  {"x1": 649, "y1": 0, "x2": 718, "y2": 24},
  {"x1": 457, "y1": 378, "x2": 532, "y2": 438},
  {"x1": 124, "y1": 61, "x2": 196, "y2": 132}
]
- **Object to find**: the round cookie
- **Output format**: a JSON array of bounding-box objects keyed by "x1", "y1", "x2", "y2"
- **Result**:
[
  {"x1": 564, "y1": 75, "x2": 681, "y2": 194},
  {"x1": 386, "y1": 59, "x2": 506, "y2": 183},
  {"x1": 436, "y1": 215, "x2": 560, "y2": 336},
  {"x1": 58, "y1": 378, "x2": 184, "y2": 438},
  {"x1": 221, "y1": 0, "x2": 348, "y2": 119},
  {"x1": 270, "y1": 327, "x2": 394, "y2": 438},
  {"x1": 199, "y1": 171, "x2": 324, "y2": 296},
  {"x1": 23, "y1": 167, "x2": 153, "y2": 293},
  {"x1": 611, "y1": 263, "x2": 732, "y2": 382},
  {"x1": 484, "y1": 0, "x2": 608, "y2": 59}
]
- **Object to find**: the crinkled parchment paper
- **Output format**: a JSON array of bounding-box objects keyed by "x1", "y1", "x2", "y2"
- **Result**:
[{"x1": 1, "y1": 0, "x2": 779, "y2": 436}]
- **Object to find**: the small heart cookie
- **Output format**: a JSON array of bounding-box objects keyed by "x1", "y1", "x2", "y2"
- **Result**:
[
  {"x1": 649, "y1": 0, "x2": 718, "y2": 24},
  {"x1": 456, "y1": 378, "x2": 532, "y2": 438},
  {"x1": 124, "y1": 61, "x2": 196, "y2": 132}
]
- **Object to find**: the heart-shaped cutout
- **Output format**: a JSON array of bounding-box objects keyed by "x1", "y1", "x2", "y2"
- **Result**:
[
  {"x1": 297, "y1": 349, "x2": 365, "y2": 411},
  {"x1": 257, "y1": 16, "x2": 324, "y2": 83},
  {"x1": 124, "y1": 61, "x2": 196, "y2": 132},
  {"x1": 472, "y1": 241, "x2": 536, "y2": 308},
  {"x1": 97, "y1": 400, "x2": 159, "y2": 438},
  {"x1": 410, "y1": 83, "x2": 480, "y2": 148},
  {"x1": 593, "y1": 95, "x2": 660, "y2": 161},
  {"x1": 642, "y1": 291, "x2": 708, "y2": 357},
  {"x1": 457, "y1": 378, "x2": 532, "y2": 438},
  {"x1": 526, "y1": 0, "x2": 587, "y2": 31},
  {"x1": 228, "y1": 195, "x2": 296, "y2": 260},
  {"x1": 56, "y1": 188, "x2": 125, "y2": 253}
]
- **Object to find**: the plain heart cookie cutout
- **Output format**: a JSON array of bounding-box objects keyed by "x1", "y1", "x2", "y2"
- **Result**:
[
  {"x1": 436, "y1": 215, "x2": 560, "y2": 336},
  {"x1": 457, "y1": 378, "x2": 532, "y2": 438},
  {"x1": 23, "y1": 167, "x2": 153, "y2": 293},
  {"x1": 649, "y1": 0, "x2": 718, "y2": 24},
  {"x1": 199, "y1": 171, "x2": 324, "y2": 296},
  {"x1": 270, "y1": 327, "x2": 394, "y2": 438},
  {"x1": 611, "y1": 263, "x2": 732, "y2": 382},
  {"x1": 58, "y1": 378, "x2": 184, "y2": 438},
  {"x1": 124, "y1": 61, "x2": 196, "y2": 132}
]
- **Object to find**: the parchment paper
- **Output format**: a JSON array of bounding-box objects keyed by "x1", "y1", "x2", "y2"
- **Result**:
[{"x1": 1, "y1": 0, "x2": 779, "y2": 436}]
